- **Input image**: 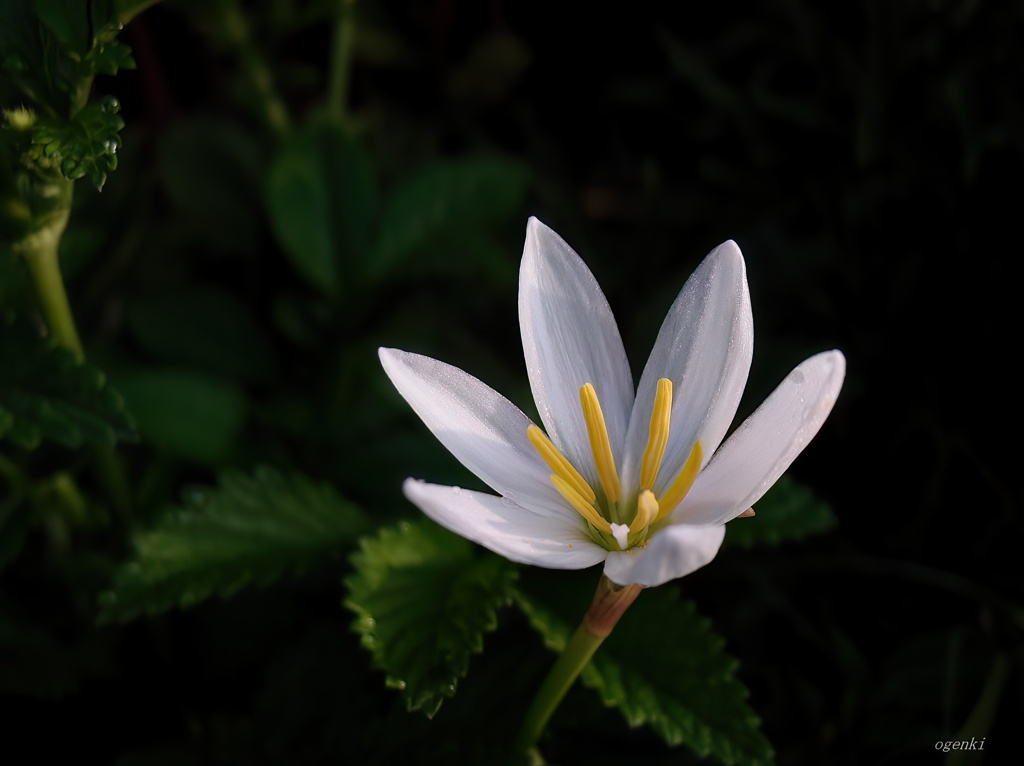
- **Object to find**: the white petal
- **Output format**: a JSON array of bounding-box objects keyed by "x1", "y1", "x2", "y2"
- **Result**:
[
  {"x1": 603, "y1": 523, "x2": 725, "y2": 586},
  {"x1": 621, "y1": 241, "x2": 753, "y2": 495},
  {"x1": 404, "y1": 480, "x2": 607, "y2": 569},
  {"x1": 519, "y1": 218, "x2": 634, "y2": 488},
  {"x1": 379, "y1": 348, "x2": 571, "y2": 519},
  {"x1": 677, "y1": 350, "x2": 846, "y2": 526}
]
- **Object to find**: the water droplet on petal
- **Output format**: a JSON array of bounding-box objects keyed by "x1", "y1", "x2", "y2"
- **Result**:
[{"x1": 790, "y1": 369, "x2": 805, "y2": 385}]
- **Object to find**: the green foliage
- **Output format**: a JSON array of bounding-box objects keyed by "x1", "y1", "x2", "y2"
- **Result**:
[
  {"x1": 1, "y1": 0, "x2": 133, "y2": 107},
  {"x1": 345, "y1": 520, "x2": 518, "y2": 717},
  {"x1": 516, "y1": 575, "x2": 774, "y2": 766},
  {"x1": 126, "y1": 285, "x2": 277, "y2": 385},
  {"x1": 371, "y1": 156, "x2": 529, "y2": 282},
  {"x1": 98, "y1": 467, "x2": 368, "y2": 622},
  {"x1": 113, "y1": 369, "x2": 247, "y2": 464},
  {"x1": 725, "y1": 476, "x2": 837, "y2": 549},
  {"x1": 29, "y1": 99, "x2": 123, "y2": 191},
  {"x1": 266, "y1": 119, "x2": 377, "y2": 295},
  {"x1": 0, "y1": 322, "x2": 135, "y2": 449},
  {"x1": 83, "y1": 40, "x2": 135, "y2": 77},
  {"x1": 157, "y1": 117, "x2": 263, "y2": 256}
]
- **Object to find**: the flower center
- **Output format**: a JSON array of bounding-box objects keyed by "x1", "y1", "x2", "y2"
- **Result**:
[{"x1": 526, "y1": 378, "x2": 703, "y2": 551}]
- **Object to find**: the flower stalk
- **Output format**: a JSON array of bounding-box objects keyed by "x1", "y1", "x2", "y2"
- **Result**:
[{"x1": 516, "y1": 576, "x2": 643, "y2": 754}]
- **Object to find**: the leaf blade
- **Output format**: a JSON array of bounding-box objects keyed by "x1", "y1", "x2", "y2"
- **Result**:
[
  {"x1": 516, "y1": 575, "x2": 774, "y2": 766},
  {"x1": 0, "y1": 322, "x2": 136, "y2": 449},
  {"x1": 98, "y1": 467, "x2": 368, "y2": 622},
  {"x1": 344, "y1": 520, "x2": 518, "y2": 716}
]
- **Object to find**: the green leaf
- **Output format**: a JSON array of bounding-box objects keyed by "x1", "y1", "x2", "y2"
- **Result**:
[
  {"x1": 345, "y1": 520, "x2": 518, "y2": 716},
  {"x1": 83, "y1": 40, "x2": 135, "y2": 77},
  {"x1": 126, "y1": 286, "x2": 277, "y2": 385},
  {"x1": 113, "y1": 369, "x2": 247, "y2": 464},
  {"x1": 266, "y1": 119, "x2": 377, "y2": 295},
  {"x1": 33, "y1": 0, "x2": 91, "y2": 56},
  {"x1": 98, "y1": 467, "x2": 368, "y2": 622},
  {"x1": 29, "y1": 98, "x2": 124, "y2": 190},
  {"x1": 725, "y1": 475, "x2": 837, "y2": 549},
  {"x1": 371, "y1": 155, "x2": 528, "y2": 281},
  {"x1": 157, "y1": 117, "x2": 263, "y2": 255},
  {"x1": 516, "y1": 574, "x2": 774, "y2": 766},
  {"x1": 0, "y1": 323, "x2": 136, "y2": 449}
]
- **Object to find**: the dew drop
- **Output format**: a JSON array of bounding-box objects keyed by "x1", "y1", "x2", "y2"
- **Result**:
[
  {"x1": 452, "y1": 486, "x2": 462, "y2": 494},
  {"x1": 100, "y1": 95, "x2": 121, "y2": 114},
  {"x1": 790, "y1": 369, "x2": 805, "y2": 385},
  {"x1": 104, "y1": 139, "x2": 119, "y2": 155}
]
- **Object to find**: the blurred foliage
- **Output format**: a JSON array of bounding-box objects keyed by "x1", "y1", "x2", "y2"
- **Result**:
[
  {"x1": 0, "y1": 319, "x2": 136, "y2": 449},
  {"x1": 1, "y1": 0, "x2": 1019, "y2": 764},
  {"x1": 725, "y1": 476, "x2": 836, "y2": 549},
  {"x1": 99, "y1": 467, "x2": 368, "y2": 621}
]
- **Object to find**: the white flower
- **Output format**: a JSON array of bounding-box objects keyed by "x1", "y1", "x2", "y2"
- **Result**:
[{"x1": 379, "y1": 218, "x2": 844, "y2": 587}]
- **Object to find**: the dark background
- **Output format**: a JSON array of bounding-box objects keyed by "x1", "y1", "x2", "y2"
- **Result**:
[{"x1": 4, "y1": 0, "x2": 1020, "y2": 763}]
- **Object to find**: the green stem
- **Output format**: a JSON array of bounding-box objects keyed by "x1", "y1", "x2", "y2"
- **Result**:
[
  {"x1": 218, "y1": 0, "x2": 291, "y2": 137},
  {"x1": 16, "y1": 193, "x2": 82, "y2": 360},
  {"x1": 516, "y1": 577, "x2": 643, "y2": 755},
  {"x1": 327, "y1": 0, "x2": 357, "y2": 125}
]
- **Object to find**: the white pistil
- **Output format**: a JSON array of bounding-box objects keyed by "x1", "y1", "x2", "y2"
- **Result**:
[{"x1": 610, "y1": 523, "x2": 630, "y2": 550}]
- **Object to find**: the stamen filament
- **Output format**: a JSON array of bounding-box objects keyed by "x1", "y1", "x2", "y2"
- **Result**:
[
  {"x1": 640, "y1": 378, "x2": 673, "y2": 489},
  {"x1": 550, "y1": 474, "x2": 613, "y2": 534},
  {"x1": 527, "y1": 425, "x2": 596, "y2": 504},
  {"x1": 579, "y1": 383, "x2": 621, "y2": 504},
  {"x1": 655, "y1": 440, "x2": 703, "y2": 522}
]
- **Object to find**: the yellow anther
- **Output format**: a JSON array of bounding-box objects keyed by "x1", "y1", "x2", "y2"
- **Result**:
[
  {"x1": 550, "y1": 474, "x2": 612, "y2": 534},
  {"x1": 640, "y1": 378, "x2": 673, "y2": 489},
  {"x1": 579, "y1": 383, "x2": 621, "y2": 503},
  {"x1": 632, "y1": 489, "x2": 660, "y2": 531},
  {"x1": 655, "y1": 439, "x2": 703, "y2": 522},
  {"x1": 527, "y1": 425, "x2": 596, "y2": 504}
]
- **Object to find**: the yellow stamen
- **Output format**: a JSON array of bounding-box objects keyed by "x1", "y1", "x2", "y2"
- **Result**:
[
  {"x1": 550, "y1": 474, "x2": 612, "y2": 534},
  {"x1": 640, "y1": 378, "x2": 673, "y2": 489},
  {"x1": 527, "y1": 425, "x2": 596, "y2": 504},
  {"x1": 655, "y1": 439, "x2": 703, "y2": 522},
  {"x1": 579, "y1": 383, "x2": 621, "y2": 503},
  {"x1": 632, "y1": 489, "x2": 659, "y2": 531}
]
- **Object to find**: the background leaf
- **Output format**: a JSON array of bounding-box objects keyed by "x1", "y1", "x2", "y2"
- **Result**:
[
  {"x1": 113, "y1": 369, "x2": 247, "y2": 464},
  {"x1": 516, "y1": 573, "x2": 774, "y2": 766},
  {"x1": 370, "y1": 156, "x2": 529, "y2": 282},
  {"x1": 345, "y1": 520, "x2": 518, "y2": 717},
  {"x1": 125, "y1": 285, "x2": 277, "y2": 385},
  {"x1": 266, "y1": 119, "x2": 377, "y2": 295},
  {"x1": 157, "y1": 117, "x2": 264, "y2": 255},
  {"x1": 725, "y1": 476, "x2": 837, "y2": 549},
  {"x1": 0, "y1": 323, "x2": 136, "y2": 449},
  {"x1": 98, "y1": 467, "x2": 368, "y2": 622}
]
